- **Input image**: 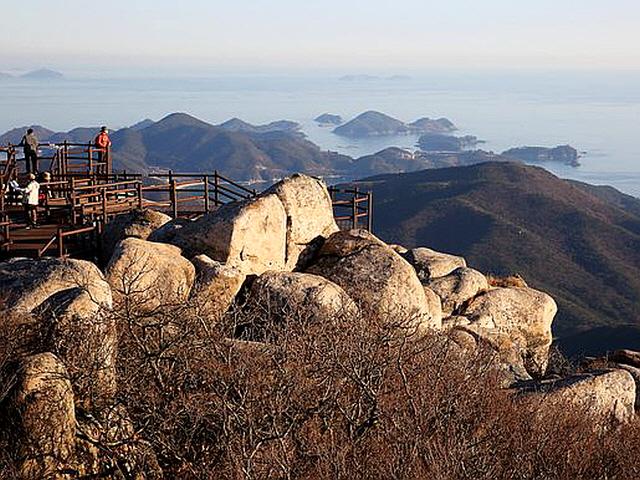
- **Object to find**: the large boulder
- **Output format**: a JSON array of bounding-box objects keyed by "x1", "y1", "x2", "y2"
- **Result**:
[
  {"x1": 148, "y1": 217, "x2": 192, "y2": 244},
  {"x1": 0, "y1": 258, "x2": 115, "y2": 410},
  {"x1": 190, "y1": 254, "x2": 246, "y2": 323},
  {"x1": 307, "y1": 230, "x2": 441, "y2": 331},
  {"x1": 462, "y1": 287, "x2": 557, "y2": 377},
  {"x1": 427, "y1": 267, "x2": 488, "y2": 315},
  {"x1": 168, "y1": 194, "x2": 287, "y2": 275},
  {"x1": 101, "y1": 208, "x2": 172, "y2": 262},
  {"x1": 403, "y1": 247, "x2": 467, "y2": 281},
  {"x1": 264, "y1": 174, "x2": 339, "y2": 270},
  {"x1": 423, "y1": 286, "x2": 443, "y2": 327},
  {"x1": 106, "y1": 238, "x2": 195, "y2": 310},
  {"x1": 245, "y1": 271, "x2": 357, "y2": 326},
  {"x1": 0, "y1": 257, "x2": 112, "y2": 314},
  {"x1": 516, "y1": 369, "x2": 636, "y2": 424},
  {"x1": 34, "y1": 288, "x2": 117, "y2": 410},
  {"x1": 10, "y1": 353, "x2": 76, "y2": 478}
]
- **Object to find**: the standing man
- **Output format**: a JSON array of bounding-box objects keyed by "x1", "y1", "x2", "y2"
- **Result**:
[
  {"x1": 21, "y1": 173, "x2": 40, "y2": 229},
  {"x1": 20, "y1": 128, "x2": 39, "y2": 174},
  {"x1": 94, "y1": 126, "x2": 112, "y2": 166}
]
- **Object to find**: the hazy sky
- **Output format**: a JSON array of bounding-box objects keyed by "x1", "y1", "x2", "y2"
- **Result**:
[{"x1": 2, "y1": 0, "x2": 639, "y2": 72}]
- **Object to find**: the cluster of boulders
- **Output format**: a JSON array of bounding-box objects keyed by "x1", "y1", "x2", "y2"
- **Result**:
[{"x1": 0, "y1": 173, "x2": 637, "y2": 477}]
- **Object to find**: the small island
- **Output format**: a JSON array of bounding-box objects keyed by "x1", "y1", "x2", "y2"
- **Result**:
[
  {"x1": 333, "y1": 111, "x2": 458, "y2": 138},
  {"x1": 418, "y1": 133, "x2": 484, "y2": 152},
  {"x1": 314, "y1": 113, "x2": 343, "y2": 126},
  {"x1": 218, "y1": 118, "x2": 300, "y2": 134},
  {"x1": 409, "y1": 117, "x2": 457, "y2": 134},
  {"x1": 502, "y1": 145, "x2": 580, "y2": 167},
  {"x1": 20, "y1": 68, "x2": 64, "y2": 80}
]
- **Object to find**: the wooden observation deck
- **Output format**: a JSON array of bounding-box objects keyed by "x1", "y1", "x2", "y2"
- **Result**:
[{"x1": 0, "y1": 142, "x2": 372, "y2": 259}]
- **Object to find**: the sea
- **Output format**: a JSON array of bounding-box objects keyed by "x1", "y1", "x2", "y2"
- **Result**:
[{"x1": 1, "y1": 70, "x2": 639, "y2": 196}]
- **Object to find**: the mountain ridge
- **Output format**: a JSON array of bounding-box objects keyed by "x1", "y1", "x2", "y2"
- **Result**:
[{"x1": 350, "y1": 162, "x2": 640, "y2": 354}]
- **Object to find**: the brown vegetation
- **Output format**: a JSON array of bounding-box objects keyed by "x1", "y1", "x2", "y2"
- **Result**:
[
  {"x1": 2, "y1": 289, "x2": 640, "y2": 479},
  {"x1": 486, "y1": 273, "x2": 528, "y2": 289}
]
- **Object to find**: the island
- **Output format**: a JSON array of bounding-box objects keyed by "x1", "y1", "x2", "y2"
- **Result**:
[
  {"x1": 217, "y1": 118, "x2": 300, "y2": 134},
  {"x1": 0, "y1": 72, "x2": 12, "y2": 79},
  {"x1": 409, "y1": 117, "x2": 457, "y2": 134},
  {"x1": 338, "y1": 74, "x2": 380, "y2": 82},
  {"x1": 314, "y1": 113, "x2": 343, "y2": 126},
  {"x1": 501, "y1": 145, "x2": 580, "y2": 167},
  {"x1": 333, "y1": 111, "x2": 458, "y2": 138},
  {"x1": 20, "y1": 68, "x2": 64, "y2": 80},
  {"x1": 417, "y1": 133, "x2": 484, "y2": 152}
]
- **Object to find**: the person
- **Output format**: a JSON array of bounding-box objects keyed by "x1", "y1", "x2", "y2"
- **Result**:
[
  {"x1": 20, "y1": 128, "x2": 39, "y2": 174},
  {"x1": 94, "y1": 126, "x2": 112, "y2": 165},
  {"x1": 21, "y1": 173, "x2": 40, "y2": 229}
]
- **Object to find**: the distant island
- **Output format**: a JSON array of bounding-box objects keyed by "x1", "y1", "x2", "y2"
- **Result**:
[
  {"x1": 314, "y1": 114, "x2": 343, "y2": 126},
  {"x1": 0, "y1": 72, "x2": 12, "y2": 79},
  {"x1": 338, "y1": 75, "x2": 412, "y2": 82},
  {"x1": 333, "y1": 111, "x2": 457, "y2": 138},
  {"x1": 0, "y1": 113, "x2": 583, "y2": 181},
  {"x1": 502, "y1": 145, "x2": 580, "y2": 167},
  {"x1": 417, "y1": 133, "x2": 484, "y2": 152},
  {"x1": 20, "y1": 68, "x2": 64, "y2": 80},
  {"x1": 217, "y1": 117, "x2": 300, "y2": 134}
]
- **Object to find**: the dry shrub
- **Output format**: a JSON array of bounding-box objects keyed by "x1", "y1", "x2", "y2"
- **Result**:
[
  {"x1": 3, "y1": 286, "x2": 640, "y2": 479},
  {"x1": 111, "y1": 288, "x2": 640, "y2": 479},
  {"x1": 486, "y1": 273, "x2": 528, "y2": 288}
]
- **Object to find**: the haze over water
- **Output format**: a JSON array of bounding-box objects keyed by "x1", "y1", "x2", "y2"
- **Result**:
[{"x1": 1, "y1": 69, "x2": 639, "y2": 196}]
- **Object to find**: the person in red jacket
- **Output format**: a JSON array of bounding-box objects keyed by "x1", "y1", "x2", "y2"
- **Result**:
[{"x1": 94, "y1": 126, "x2": 112, "y2": 165}]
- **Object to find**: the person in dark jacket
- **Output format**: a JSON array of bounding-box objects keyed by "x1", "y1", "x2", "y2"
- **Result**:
[{"x1": 20, "y1": 128, "x2": 39, "y2": 174}]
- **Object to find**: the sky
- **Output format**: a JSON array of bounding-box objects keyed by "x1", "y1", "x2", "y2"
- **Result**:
[{"x1": 1, "y1": 0, "x2": 640, "y2": 74}]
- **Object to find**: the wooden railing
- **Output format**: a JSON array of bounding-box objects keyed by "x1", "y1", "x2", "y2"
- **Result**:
[
  {"x1": 141, "y1": 171, "x2": 257, "y2": 217},
  {"x1": 329, "y1": 186, "x2": 373, "y2": 232},
  {"x1": 0, "y1": 167, "x2": 373, "y2": 258}
]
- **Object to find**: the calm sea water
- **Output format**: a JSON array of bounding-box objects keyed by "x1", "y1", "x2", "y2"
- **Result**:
[{"x1": 1, "y1": 71, "x2": 639, "y2": 196}]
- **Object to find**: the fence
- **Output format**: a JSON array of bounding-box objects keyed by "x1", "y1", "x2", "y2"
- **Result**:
[
  {"x1": 1, "y1": 163, "x2": 373, "y2": 257},
  {"x1": 329, "y1": 186, "x2": 373, "y2": 232}
]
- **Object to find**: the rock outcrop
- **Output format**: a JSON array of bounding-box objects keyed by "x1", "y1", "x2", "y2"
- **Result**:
[
  {"x1": 264, "y1": 174, "x2": 339, "y2": 270},
  {"x1": 168, "y1": 194, "x2": 287, "y2": 275},
  {"x1": 101, "y1": 208, "x2": 172, "y2": 262},
  {"x1": 516, "y1": 369, "x2": 636, "y2": 424},
  {"x1": 33, "y1": 288, "x2": 117, "y2": 409},
  {"x1": 462, "y1": 287, "x2": 557, "y2": 377},
  {"x1": 307, "y1": 230, "x2": 441, "y2": 331},
  {"x1": 106, "y1": 237, "x2": 195, "y2": 310},
  {"x1": 427, "y1": 267, "x2": 488, "y2": 315},
  {"x1": 403, "y1": 247, "x2": 467, "y2": 281},
  {"x1": 190, "y1": 254, "x2": 246, "y2": 322},
  {"x1": 0, "y1": 258, "x2": 116, "y2": 409},
  {"x1": 10, "y1": 353, "x2": 76, "y2": 479},
  {"x1": 0, "y1": 257, "x2": 112, "y2": 314},
  {"x1": 246, "y1": 271, "x2": 357, "y2": 327}
]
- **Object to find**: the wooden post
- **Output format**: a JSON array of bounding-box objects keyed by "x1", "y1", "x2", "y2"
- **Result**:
[
  {"x1": 204, "y1": 175, "x2": 210, "y2": 213},
  {"x1": 170, "y1": 179, "x2": 178, "y2": 218},
  {"x1": 101, "y1": 188, "x2": 108, "y2": 228},
  {"x1": 70, "y1": 178, "x2": 77, "y2": 225},
  {"x1": 63, "y1": 141, "x2": 68, "y2": 177},
  {"x1": 137, "y1": 182, "x2": 143, "y2": 209},
  {"x1": 214, "y1": 171, "x2": 220, "y2": 206},
  {"x1": 367, "y1": 191, "x2": 373, "y2": 232},
  {"x1": 57, "y1": 227, "x2": 64, "y2": 257},
  {"x1": 88, "y1": 145, "x2": 93, "y2": 175},
  {"x1": 352, "y1": 192, "x2": 358, "y2": 230}
]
